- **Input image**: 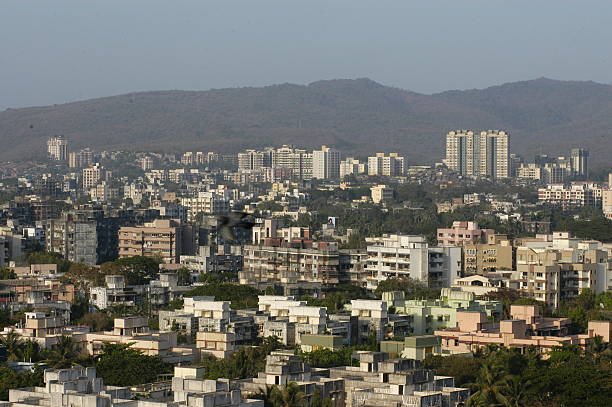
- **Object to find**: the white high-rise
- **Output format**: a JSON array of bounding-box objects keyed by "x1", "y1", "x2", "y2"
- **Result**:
[
  {"x1": 312, "y1": 145, "x2": 340, "y2": 180},
  {"x1": 570, "y1": 148, "x2": 589, "y2": 178},
  {"x1": 367, "y1": 152, "x2": 405, "y2": 176},
  {"x1": 47, "y1": 136, "x2": 68, "y2": 161},
  {"x1": 479, "y1": 130, "x2": 509, "y2": 179},
  {"x1": 271, "y1": 145, "x2": 313, "y2": 180},
  {"x1": 445, "y1": 130, "x2": 509, "y2": 179}
]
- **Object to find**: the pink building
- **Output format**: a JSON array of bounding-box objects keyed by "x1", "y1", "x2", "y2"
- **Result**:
[
  {"x1": 437, "y1": 221, "x2": 495, "y2": 246},
  {"x1": 435, "y1": 305, "x2": 611, "y2": 356}
]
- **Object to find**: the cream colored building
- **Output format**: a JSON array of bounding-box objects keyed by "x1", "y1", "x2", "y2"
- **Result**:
[
  {"x1": 370, "y1": 184, "x2": 393, "y2": 204},
  {"x1": 444, "y1": 130, "x2": 509, "y2": 179},
  {"x1": 367, "y1": 152, "x2": 405, "y2": 176},
  {"x1": 82, "y1": 163, "x2": 105, "y2": 189},
  {"x1": 118, "y1": 219, "x2": 195, "y2": 263}
]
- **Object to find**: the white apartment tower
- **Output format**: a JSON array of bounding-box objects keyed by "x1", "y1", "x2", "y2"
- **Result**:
[
  {"x1": 238, "y1": 149, "x2": 273, "y2": 171},
  {"x1": 82, "y1": 163, "x2": 105, "y2": 189},
  {"x1": 47, "y1": 136, "x2": 68, "y2": 161},
  {"x1": 570, "y1": 148, "x2": 589, "y2": 178},
  {"x1": 271, "y1": 145, "x2": 313, "y2": 180},
  {"x1": 367, "y1": 152, "x2": 405, "y2": 176},
  {"x1": 479, "y1": 130, "x2": 509, "y2": 179},
  {"x1": 312, "y1": 145, "x2": 340, "y2": 180},
  {"x1": 445, "y1": 130, "x2": 509, "y2": 179}
]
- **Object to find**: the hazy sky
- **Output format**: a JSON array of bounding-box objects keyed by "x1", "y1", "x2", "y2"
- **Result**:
[{"x1": 2, "y1": 0, "x2": 611, "y2": 110}]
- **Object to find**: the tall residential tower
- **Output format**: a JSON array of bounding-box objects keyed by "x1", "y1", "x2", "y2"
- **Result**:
[{"x1": 445, "y1": 130, "x2": 509, "y2": 179}]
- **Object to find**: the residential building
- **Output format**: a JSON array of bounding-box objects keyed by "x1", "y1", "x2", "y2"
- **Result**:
[
  {"x1": 365, "y1": 234, "x2": 462, "y2": 289},
  {"x1": 367, "y1": 152, "x2": 405, "y2": 177},
  {"x1": 538, "y1": 183, "x2": 600, "y2": 207},
  {"x1": 44, "y1": 206, "x2": 118, "y2": 265},
  {"x1": 312, "y1": 145, "x2": 340, "y2": 180},
  {"x1": 271, "y1": 145, "x2": 313, "y2": 180},
  {"x1": 436, "y1": 221, "x2": 495, "y2": 247},
  {"x1": 82, "y1": 163, "x2": 106, "y2": 189},
  {"x1": 570, "y1": 148, "x2": 589, "y2": 177},
  {"x1": 240, "y1": 351, "x2": 345, "y2": 405},
  {"x1": 327, "y1": 352, "x2": 469, "y2": 407},
  {"x1": 603, "y1": 188, "x2": 612, "y2": 220},
  {"x1": 90, "y1": 275, "x2": 144, "y2": 309},
  {"x1": 370, "y1": 184, "x2": 393, "y2": 204},
  {"x1": 462, "y1": 234, "x2": 515, "y2": 274},
  {"x1": 340, "y1": 157, "x2": 367, "y2": 178},
  {"x1": 68, "y1": 148, "x2": 93, "y2": 168},
  {"x1": 435, "y1": 305, "x2": 611, "y2": 356},
  {"x1": 47, "y1": 136, "x2": 68, "y2": 161},
  {"x1": 180, "y1": 191, "x2": 231, "y2": 222},
  {"x1": 514, "y1": 232, "x2": 608, "y2": 308},
  {"x1": 139, "y1": 156, "x2": 154, "y2": 171},
  {"x1": 4, "y1": 365, "x2": 263, "y2": 407},
  {"x1": 118, "y1": 219, "x2": 196, "y2": 264},
  {"x1": 444, "y1": 130, "x2": 509, "y2": 179},
  {"x1": 351, "y1": 299, "x2": 388, "y2": 342},
  {"x1": 241, "y1": 239, "x2": 340, "y2": 289},
  {"x1": 238, "y1": 149, "x2": 272, "y2": 171},
  {"x1": 478, "y1": 130, "x2": 509, "y2": 179},
  {"x1": 383, "y1": 288, "x2": 502, "y2": 336}
]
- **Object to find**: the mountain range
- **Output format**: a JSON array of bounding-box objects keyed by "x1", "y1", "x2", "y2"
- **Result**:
[{"x1": 1, "y1": 77, "x2": 611, "y2": 169}]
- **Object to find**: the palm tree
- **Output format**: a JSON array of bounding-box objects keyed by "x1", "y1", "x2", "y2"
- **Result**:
[
  {"x1": 255, "y1": 384, "x2": 278, "y2": 407},
  {"x1": 502, "y1": 375, "x2": 531, "y2": 407},
  {"x1": 21, "y1": 339, "x2": 40, "y2": 363},
  {"x1": 467, "y1": 363, "x2": 511, "y2": 407},
  {"x1": 48, "y1": 335, "x2": 79, "y2": 368},
  {"x1": 273, "y1": 382, "x2": 306, "y2": 407},
  {"x1": 0, "y1": 329, "x2": 24, "y2": 361}
]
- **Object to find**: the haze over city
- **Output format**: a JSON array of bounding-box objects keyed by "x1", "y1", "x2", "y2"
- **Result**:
[{"x1": 2, "y1": 0, "x2": 612, "y2": 109}]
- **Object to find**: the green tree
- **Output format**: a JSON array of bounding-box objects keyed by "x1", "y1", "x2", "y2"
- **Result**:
[
  {"x1": 467, "y1": 363, "x2": 511, "y2": 407},
  {"x1": 272, "y1": 382, "x2": 306, "y2": 407},
  {"x1": 254, "y1": 385, "x2": 278, "y2": 407},
  {"x1": 46, "y1": 335, "x2": 80, "y2": 368},
  {"x1": 0, "y1": 329, "x2": 23, "y2": 361},
  {"x1": 95, "y1": 343, "x2": 170, "y2": 386},
  {"x1": 100, "y1": 256, "x2": 161, "y2": 285}
]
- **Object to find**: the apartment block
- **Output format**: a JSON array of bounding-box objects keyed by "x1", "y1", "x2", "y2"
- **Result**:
[
  {"x1": 436, "y1": 221, "x2": 495, "y2": 246},
  {"x1": 370, "y1": 184, "x2": 393, "y2": 204},
  {"x1": 383, "y1": 288, "x2": 502, "y2": 336},
  {"x1": 445, "y1": 130, "x2": 509, "y2": 179},
  {"x1": 312, "y1": 145, "x2": 340, "y2": 180},
  {"x1": 514, "y1": 232, "x2": 608, "y2": 308},
  {"x1": 327, "y1": 352, "x2": 469, "y2": 407},
  {"x1": 367, "y1": 152, "x2": 405, "y2": 176},
  {"x1": 47, "y1": 136, "x2": 68, "y2": 161},
  {"x1": 180, "y1": 191, "x2": 231, "y2": 222},
  {"x1": 365, "y1": 234, "x2": 462, "y2": 290},
  {"x1": 462, "y1": 234, "x2": 514, "y2": 274},
  {"x1": 118, "y1": 219, "x2": 196, "y2": 264},
  {"x1": 68, "y1": 148, "x2": 93, "y2": 168},
  {"x1": 82, "y1": 163, "x2": 107, "y2": 189},
  {"x1": 435, "y1": 305, "x2": 611, "y2": 356},
  {"x1": 241, "y1": 237, "x2": 340, "y2": 288},
  {"x1": 538, "y1": 182, "x2": 601, "y2": 207},
  {"x1": 340, "y1": 157, "x2": 367, "y2": 177}
]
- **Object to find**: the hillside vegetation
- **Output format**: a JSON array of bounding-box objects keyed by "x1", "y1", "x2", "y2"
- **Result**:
[{"x1": 1, "y1": 78, "x2": 611, "y2": 168}]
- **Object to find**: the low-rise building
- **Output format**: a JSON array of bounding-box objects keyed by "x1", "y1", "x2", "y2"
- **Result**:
[
  {"x1": 370, "y1": 184, "x2": 393, "y2": 204},
  {"x1": 437, "y1": 221, "x2": 495, "y2": 246},
  {"x1": 383, "y1": 288, "x2": 502, "y2": 336},
  {"x1": 435, "y1": 305, "x2": 611, "y2": 356},
  {"x1": 328, "y1": 352, "x2": 469, "y2": 407}
]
